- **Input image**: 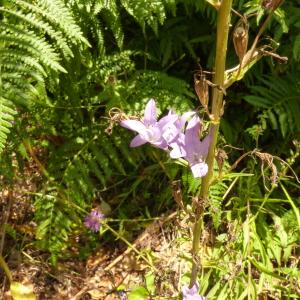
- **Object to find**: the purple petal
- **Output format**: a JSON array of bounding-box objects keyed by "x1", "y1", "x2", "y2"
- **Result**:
[
  {"x1": 197, "y1": 132, "x2": 212, "y2": 158},
  {"x1": 177, "y1": 111, "x2": 196, "y2": 130},
  {"x1": 130, "y1": 135, "x2": 147, "y2": 147},
  {"x1": 162, "y1": 122, "x2": 180, "y2": 144},
  {"x1": 190, "y1": 162, "x2": 208, "y2": 178},
  {"x1": 152, "y1": 136, "x2": 169, "y2": 150},
  {"x1": 84, "y1": 210, "x2": 104, "y2": 232},
  {"x1": 186, "y1": 115, "x2": 202, "y2": 139},
  {"x1": 144, "y1": 99, "x2": 157, "y2": 125},
  {"x1": 184, "y1": 117, "x2": 210, "y2": 165},
  {"x1": 182, "y1": 284, "x2": 198, "y2": 295},
  {"x1": 169, "y1": 133, "x2": 186, "y2": 158},
  {"x1": 140, "y1": 126, "x2": 161, "y2": 143},
  {"x1": 120, "y1": 120, "x2": 147, "y2": 135},
  {"x1": 158, "y1": 114, "x2": 179, "y2": 128},
  {"x1": 182, "y1": 283, "x2": 206, "y2": 300},
  {"x1": 170, "y1": 142, "x2": 186, "y2": 158}
]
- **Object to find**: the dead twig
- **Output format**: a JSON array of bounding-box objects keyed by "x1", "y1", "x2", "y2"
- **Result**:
[
  {"x1": 230, "y1": 149, "x2": 299, "y2": 190},
  {"x1": 0, "y1": 189, "x2": 13, "y2": 256}
]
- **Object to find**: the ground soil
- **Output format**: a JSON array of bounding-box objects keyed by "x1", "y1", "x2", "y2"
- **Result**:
[{"x1": 0, "y1": 158, "x2": 191, "y2": 300}]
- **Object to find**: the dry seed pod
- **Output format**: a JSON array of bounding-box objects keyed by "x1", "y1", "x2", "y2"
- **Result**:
[
  {"x1": 194, "y1": 72, "x2": 209, "y2": 109},
  {"x1": 233, "y1": 17, "x2": 249, "y2": 65},
  {"x1": 262, "y1": 0, "x2": 284, "y2": 11}
]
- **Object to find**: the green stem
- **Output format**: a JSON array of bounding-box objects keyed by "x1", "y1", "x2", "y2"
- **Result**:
[
  {"x1": 104, "y1": 223, "x2": 158, "y2": 271},
  {"x1": 0, "y1": 255, "x2": 12, "y2": 283},
  {"x1": 189, "y1": 0, "x2": 233, "y2": 288}
]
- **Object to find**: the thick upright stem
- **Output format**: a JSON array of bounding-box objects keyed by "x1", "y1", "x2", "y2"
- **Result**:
[{"x1": 189, "y1": 0, "x2": 233, "y2": 288}]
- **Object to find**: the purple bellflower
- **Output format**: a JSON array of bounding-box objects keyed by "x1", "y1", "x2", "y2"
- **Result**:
[
  {"x1": 169, "y1": 115, "x2": 211, "y2": 177},
  {"x1": 120, "y1": 99, "x2": 211, "y2": 178},
  {"x1": 182, "y1": 283, "x2": 207, "y2": 300},
  {"x1": 167, "y1": 111, "x2": 196, "y2": 159},
  {"x1": 163, "y1": 110, "x2": 195, "y2": 146},
  {"x1": 84, "y1": 209, "x2": 104, "y2": 232},
  {"x1": 120, "y1": 99, "x2": 178, "y2": 150},
  {"x1": 184, "y1": 115, "x2": 211, "y2": 178}
]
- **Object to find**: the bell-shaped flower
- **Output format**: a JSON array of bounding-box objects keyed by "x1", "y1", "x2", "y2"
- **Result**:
[
  {"x1": 184, "y1": 115, "x2": 211, "y2": 178},
  {"x1": 168, "y1": 111, "x2": 196, "y2": 159},
  {"x1": 120, "y1": 99, "x2": 178, "y2": 150},
  {"x1": 182, "y1": 283, "x2": 207, "y2": 300}
]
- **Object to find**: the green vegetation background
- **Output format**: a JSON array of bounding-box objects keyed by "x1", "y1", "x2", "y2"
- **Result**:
[{"x1": 0, "y1": 0, "x2": 299, "y2": 298}]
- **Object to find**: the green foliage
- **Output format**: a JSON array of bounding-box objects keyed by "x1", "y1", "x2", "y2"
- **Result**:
[
  {"x1": 0, "y1": 98, "x2": 16, "y2": 152},
  {"x1": 244, "y1": 75, "x2": 300, "y2": 138},
  {"x1": 0, "y1": 0, "x2": 87, "y2": 152},
  {"x1": 34, "y1": 190, "x2": 75, "y2": 265},
  {"x1": 1, "y1": 1, "x2": 300, "y2": 299},
  {"x1": 189, "y1": 156, "x2": 300, "y2": 299},
  {"x1": 31, "y1": 46, "x2": 194, "y2": 259}
]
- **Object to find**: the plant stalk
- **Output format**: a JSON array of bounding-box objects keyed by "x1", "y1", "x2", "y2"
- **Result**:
[
  {"x1": 189, "y1": 0, "x2": 233, "y2": 288},
  {"x1": 0, "y1": 255, "x2": 12, "y2": 283}
]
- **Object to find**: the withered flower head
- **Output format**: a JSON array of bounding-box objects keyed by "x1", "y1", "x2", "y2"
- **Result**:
[
  {"x1": 233, "y1": 17, "x2": 249, "y2": 64},
  {"x1": 262, "y1": 0, "x2": 284, "y2": 11},
  {"x1": 194, "y1": 72, "x2": 209, "y2": 109}
]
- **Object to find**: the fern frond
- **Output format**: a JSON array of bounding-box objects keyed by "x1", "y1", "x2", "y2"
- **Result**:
[
  {"x1": 0, "y1": 25, "x2": 66, "y2": 72},
  {"x1": 244, "y1": 75, "x2": 300, "y2": 137},
  {"x1": 0, "y1": 49, "x2": 47, "y2": 77},
  {"x1": 37, "y1": 0, "x2": 90, "y2": 46},
  {"x1": 293, "y1": 34, "x2": 300, "y2": 61},
  {"x1": 34, "y1": 190, "x2": 78, "y2": 265},
  {"x1": 1, "y1": 6, "x2": 76, "y2": 59},
  {"x1": 0, "y1": 98, "x2": 16, "y2": 152},
  {"x1": 0, "y1": 0, "x2": 88, "y2": 151},
  {"x1": 100, "y1": 0, "x2": 124, "y2": 48},
  {"x1": 120, "y1": 0, "x2": 167, "y2": 34}
]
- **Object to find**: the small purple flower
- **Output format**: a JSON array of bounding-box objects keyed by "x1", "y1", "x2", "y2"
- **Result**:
[
  {"x1": 84, "y1": 209, "x2": 104, "y2": 232},
  {"x1": 120, "y1": 99, "x2": 178, "y2": 150},
  {"x1": 182, "y1": 283, "x2": 207, "y2": 300},
  {"x1": 118, "y1": 291, "x2": 127, "y2": 300}
]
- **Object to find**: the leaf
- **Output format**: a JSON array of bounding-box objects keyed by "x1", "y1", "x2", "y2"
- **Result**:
[
  {"x1": 278, "y1": 110, "x2": 288, "y2": 137},
  {"x1": 293, "y1": 34, "x2": 300, "y2": 60},
  {"x1": 10, "y1": 282, "x2": 37, "y2": 300},
  {"x1": 248, "y1": 257, "x2": 286, "y2": 280},
  {"x1": 205, "y1": 0, "x2": 220, "y2": 9},
  {"x1": 145, "y1": 272, "x2": 155, "y2": 294},
  {"x1": 128, "y1": 286, "x2": 149, "y2": 300},
  {"x1": 280, "y1": 183, "x2": 300, "y2": 231}
]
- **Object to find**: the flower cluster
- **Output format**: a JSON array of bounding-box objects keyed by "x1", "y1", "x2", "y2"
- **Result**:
[
  {"x1": 84, "y1": 209, "x2": 104, "y2": 232},
  {"x1": 120, "y1": 99, "x2": 211, "y2": 178}
]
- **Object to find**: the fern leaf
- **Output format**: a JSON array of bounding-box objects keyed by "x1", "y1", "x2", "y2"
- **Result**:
[
  {"x1": 120, "y1": 0, "x2": 167, "y2": 34},
  {"x1": 244, "y1": 75, "x2": 300, "y2": 137},
  {"x1": 0, "y1": 29, "x2": 67, "y2": 72},
  {"x1": 98, "y1": 0, "x2": 124, "y2": 48},
  {"x1": 37, "y1": 0, "x2": 90, "y2": 46},
  {"x1": 0, "y1": 49, "x2": 47, "y2": 77},
  {"x1": 293, "y1": 34, "x2": 300, "y2": 61},
  {"x1": 0, "y1": 98, "x2": 16, "y2": 152}
]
